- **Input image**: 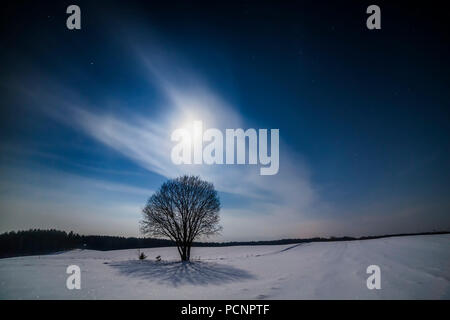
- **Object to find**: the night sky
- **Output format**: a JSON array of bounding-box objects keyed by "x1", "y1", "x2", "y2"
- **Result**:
[{"x1": 1, "y1": 0, "x2": 449, "y2": 240}]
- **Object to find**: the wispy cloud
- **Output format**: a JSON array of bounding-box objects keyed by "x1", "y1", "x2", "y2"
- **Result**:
[
  {"x1": 4, "y1": 43, "x2": 327, "y2": 240},
  {"x1": 0, "y1": 165, "x2": 149, "y2": 235}
]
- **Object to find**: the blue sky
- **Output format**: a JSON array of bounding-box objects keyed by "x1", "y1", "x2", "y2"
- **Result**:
[{"x1": 1, "y1": 1, "x2": 449, "y2": 240}]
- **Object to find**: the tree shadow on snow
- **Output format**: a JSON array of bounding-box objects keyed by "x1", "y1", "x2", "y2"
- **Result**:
[{"x1": 110, "y1": 260, "x2": 256, "y2": 287}]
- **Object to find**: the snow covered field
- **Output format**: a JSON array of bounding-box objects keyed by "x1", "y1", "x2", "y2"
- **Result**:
[{"x1": 0, "y1": 234, "x2": 449, "y2": 299}]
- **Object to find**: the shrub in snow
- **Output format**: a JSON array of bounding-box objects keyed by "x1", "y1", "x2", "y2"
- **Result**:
[
  {"x1": 138, "y1": 250, "x2": 147, "y2": 260},
  {"x1": 139, "y1": 252, "x2": 147, "y2": 260}
]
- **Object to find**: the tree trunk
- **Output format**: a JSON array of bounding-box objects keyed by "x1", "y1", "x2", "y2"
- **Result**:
[
  {"x1": 187, "y1": 245, "x2": 191, "y2": 261},
  {"x1": 180, "y1": 246, "x2": 189, "y2": 261}
]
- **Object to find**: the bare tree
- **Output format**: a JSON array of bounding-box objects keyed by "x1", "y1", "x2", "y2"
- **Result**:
[{"x1": 140, "y1": 175, "x2": 221, "y2": 261}]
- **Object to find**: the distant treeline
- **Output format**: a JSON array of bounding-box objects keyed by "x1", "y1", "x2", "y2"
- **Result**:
[
  {"x1": 0, "y1": 229, "x2": 449, "y2": 258},
  {"x1": 0, "y1": 229, "x2": 174, "y2": 258}
]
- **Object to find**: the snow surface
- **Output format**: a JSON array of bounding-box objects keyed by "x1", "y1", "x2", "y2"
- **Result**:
[{"x1": 0, "y1": 234, "x2": 449, "y2": 299}]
